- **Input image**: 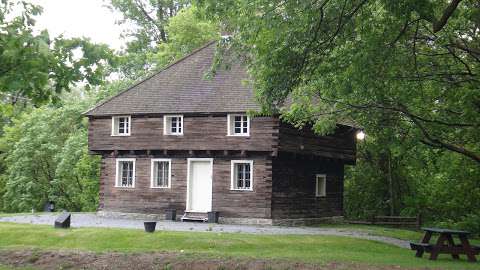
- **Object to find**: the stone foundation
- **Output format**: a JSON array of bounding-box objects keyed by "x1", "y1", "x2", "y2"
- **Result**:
[
  {"x1": 97, "y1": 211, "x2": 343, "y2": 227},
  {"x1": 97, "y1": 211, "x2": 167, "y2": 221}
]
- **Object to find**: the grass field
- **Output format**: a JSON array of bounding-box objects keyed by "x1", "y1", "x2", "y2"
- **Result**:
[{"x1": 0, "y1": 223, "x2": 478, "y2": 269}]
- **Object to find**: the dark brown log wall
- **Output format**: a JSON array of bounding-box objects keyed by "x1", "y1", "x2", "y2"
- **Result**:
[
  {"x1": 99, "y1": 155, "x2": 272, "y2": 219},
  {"x1": 271, "y1": 153, "x2": 344, "y2": 219},
  {"x1": 278, "y1": 122, "x2": 356, "y2": 163},
  {"x1": 89, "y1": 115, "x2": 279, "y2": 152}
]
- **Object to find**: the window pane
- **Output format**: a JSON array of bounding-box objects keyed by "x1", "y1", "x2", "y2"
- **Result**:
[
  {"x1": 232, "y1": 115, "x2": 248, "y2": 135},
  {"x1": 316, "y1": 176, "x2": 326, "y2": 196},
  {"x1": 116, "y1": 117, "x2": 129, "y2": 134},
  {"x1": 237, "y1": 179, "x2": 244, "y2": 189},
  {"x1": 234, "y1": 163, "x2": 252, "y2": 190},
  {"x1": 119, "y1": 161, "x2": 134, "y2": 187},
  {"x1": 168, "y1": 117, "x2": 182, "y2": 134},
  {"x1": 154, "y1": 161, "x2": 169, "y2": 187}
]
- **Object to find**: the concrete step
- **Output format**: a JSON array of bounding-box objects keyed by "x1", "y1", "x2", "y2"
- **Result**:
[{"x1": 181, "y1": 212, "x2": 208, "y2": 222}]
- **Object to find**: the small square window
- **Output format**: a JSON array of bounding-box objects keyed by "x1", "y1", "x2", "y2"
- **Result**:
[
  {"x1": 231, "y1": 160, "x2": 253, "y2": 190},
  {"x1": 151, "y1": 159, "x2": 171, "y2": 188},
  {"x1": 228, "y1": 114, "x2": 249, "y2": 136},
  {"x1": 112, "y1": 116, "x2": 131, "y2": 136},
  {"x1": 316, "y1": 174, "x2": 326, "y2": 197},
  {"x1": 115, "y1": 159, "x2": 135, "y2": 188},
  {"x1": 164, "y1": 115, "x2": 183, "y2": 135}
]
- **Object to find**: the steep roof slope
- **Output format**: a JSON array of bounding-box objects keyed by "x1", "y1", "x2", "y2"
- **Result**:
[{"x1": 85, "y1": 42, "x2": 260, "y2": 116}]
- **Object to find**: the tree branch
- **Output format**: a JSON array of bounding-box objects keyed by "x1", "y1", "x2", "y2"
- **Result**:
[{"x1": 432, "y1": 0, "x2": 463, "y2": 33}]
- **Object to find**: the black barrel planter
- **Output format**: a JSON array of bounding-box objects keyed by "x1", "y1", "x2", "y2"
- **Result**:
[
  {"x1": 144, "y1": 221, "x2": 157, "y2": 233},
  {"x1": 165, "y1": 209, "x2": 176, "y2": 221},
  {"x1": 208, "y1": 211, "x2": 220, "y2": 223}
]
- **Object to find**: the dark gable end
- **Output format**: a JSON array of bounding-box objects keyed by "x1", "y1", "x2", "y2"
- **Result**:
[{"x1": 85, "y1": 41, "x2": 261, "y2": 116}]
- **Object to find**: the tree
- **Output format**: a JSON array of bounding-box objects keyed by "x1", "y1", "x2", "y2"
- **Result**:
[
  {"x1": 0, "y1": 100, "x2": 99, "y2": 212},
  {"x1": 199, "y1": 0, "x2": 480, "y2": 164},
  {"x1": 153, "y1": 6, "x2": 219, "y2": 67},
  {"x1": 0, "y1": 1, "x2": 116, "y2": 106},
  {"x1": 109, "y1": 0, "x2": 190, "y2": 77}
]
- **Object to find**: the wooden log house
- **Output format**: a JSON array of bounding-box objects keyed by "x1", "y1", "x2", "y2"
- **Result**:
[{"x1": 85, "y1": 41, "x2": 357, "y2": 225}]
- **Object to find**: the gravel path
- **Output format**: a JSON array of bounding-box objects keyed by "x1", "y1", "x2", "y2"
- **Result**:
[{"x1": 0, "y1": 213, "x2": 410, "y2": 248}]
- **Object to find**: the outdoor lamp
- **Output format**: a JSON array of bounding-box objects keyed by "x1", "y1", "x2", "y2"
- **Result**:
[{"x1": 356, "y1": 130, "x2": 366, "y2": 140}]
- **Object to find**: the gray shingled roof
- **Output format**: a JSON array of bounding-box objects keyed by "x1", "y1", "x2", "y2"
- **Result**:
[{"x1": 85, "y1": 41, "x2": 261, "y2": 116}]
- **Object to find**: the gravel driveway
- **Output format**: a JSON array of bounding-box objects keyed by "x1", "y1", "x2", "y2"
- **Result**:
[{"x1": 0, "y1": 213, "x2": 410, "y2": 248}]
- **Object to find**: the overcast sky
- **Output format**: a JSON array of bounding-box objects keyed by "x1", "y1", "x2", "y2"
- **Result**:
[{"x1": 30, "y1": 0, "x2": 129, "y2": 50}]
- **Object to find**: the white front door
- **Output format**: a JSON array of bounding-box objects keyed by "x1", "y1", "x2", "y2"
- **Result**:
[{"x1": 187, "y1": 159, "x2": 213, "y2": 212}]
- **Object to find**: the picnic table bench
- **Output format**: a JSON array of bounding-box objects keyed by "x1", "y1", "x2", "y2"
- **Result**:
[{"x1": 410, "y1": 227, "x2": 479, "y2": 262}]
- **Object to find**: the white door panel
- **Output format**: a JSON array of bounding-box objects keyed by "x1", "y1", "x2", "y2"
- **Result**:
[{"x1": 187, "y1": 160, "x2": 212, "y2": 212}]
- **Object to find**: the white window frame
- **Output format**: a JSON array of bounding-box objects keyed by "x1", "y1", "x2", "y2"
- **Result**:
[
  {"x1": 115, "y1": 158, "x2": 136, "y2": 188},
  {"x1": 315, "y1": 174, "x2": 327, "y2": 197},
  {"x1": 111, "y1": 116, "x2": 131, "y2": 136},
  {"x1": 163, "y1": 115, "x2": 184, "y2": 136},
  {"x1": 150, "y1": 159, "x2": 171, "y2": 189},
  {"x1": 227, "y1": 114, "x2": 250, "y2": 136},
  {"x1": 230, "y1": 160, "x2": 254, "y2": 191}
]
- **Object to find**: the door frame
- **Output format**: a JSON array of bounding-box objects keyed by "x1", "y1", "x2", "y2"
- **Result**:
[{"x1": 186, "y1": 158, "x2": 213, "y2": 212}]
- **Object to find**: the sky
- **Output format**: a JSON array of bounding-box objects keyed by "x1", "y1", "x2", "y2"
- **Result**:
[{"x1": 30, "y1": 0, "x2": 129, "y2": 50}]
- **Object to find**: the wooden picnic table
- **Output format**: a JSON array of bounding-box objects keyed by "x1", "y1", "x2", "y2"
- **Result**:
[{"x1": 410, "y1": 227, "x2": 479, "y2": 262}]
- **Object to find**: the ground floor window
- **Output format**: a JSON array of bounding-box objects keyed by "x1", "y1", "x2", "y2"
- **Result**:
[
  {"x1": 151, "y1": 159, "x2": 171, "y2": 188},
  {"x1": 231, "y1": 160, "x2": 253, "y2": 191},
  {"x1": 115, "y1": 158, "x2": 136, "y2": 188},
  {"x1": 316, "y1": 174, "x2": 326, "y2": 197}
]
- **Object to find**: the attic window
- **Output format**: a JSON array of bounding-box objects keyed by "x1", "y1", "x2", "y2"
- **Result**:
[
  {"x1": 164, "y1": 115, "x2": 183, "y2": 135},
  {"x1": 227, "y1": 114, "x2": 250, "y2": 136},
  {"x1": 112, "y1": 116, "x2": 131, "y2": 136}
]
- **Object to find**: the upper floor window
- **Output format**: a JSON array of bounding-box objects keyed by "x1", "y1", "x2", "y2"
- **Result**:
[
  {"x1": 115, "y1": 158, "x2": 135, "y2": 188},
  {"x1": 227, "y1": 114, "x2": 250, "y2": 136},
  {"x1": 112, "y1": 116, "x2": 131, "y2": 136},
  {"x1": 231, "y1": 160, "x2": 253, "y2": 191},
  {"x1": 164, "y1": 115, "x2": 183, "y2": 135},
  {"x1": 315, "y1": 174, "x2": 326, "y2": 197},
  {"x1": 151, "y1": 159, "x2": 171, "y2": 188}
]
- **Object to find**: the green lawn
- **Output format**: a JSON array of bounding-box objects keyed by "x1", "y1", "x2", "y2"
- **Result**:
[{"x1": 0, "y1": 223, "x2": 478, "y2": 269}]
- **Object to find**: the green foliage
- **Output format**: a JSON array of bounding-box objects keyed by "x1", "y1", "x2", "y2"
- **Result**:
[
  {"x1": 0, "y1": 1, "x2": 115, "y2": 105},
  {"x1": 199, "y1": 0, "x2": 479, "y2": 161},
  {"x1": 0, "y1": 0, "x2": 218, "y2": 214},
  {"x1": 110, "y1": 0, "x2": 189, "y2": 78},
  {"x1": 0, "y1": 101, "x2": 99, "y2": 212},
  {"x1": 110, "y1": 1, "x2": 219, "y2": 78},
  {"x1": 199, "y1": 0, "x2": 480, "y2": 232},
  {"x1": 153, "y1": 6, "x2": 219, "y2": 67}
]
